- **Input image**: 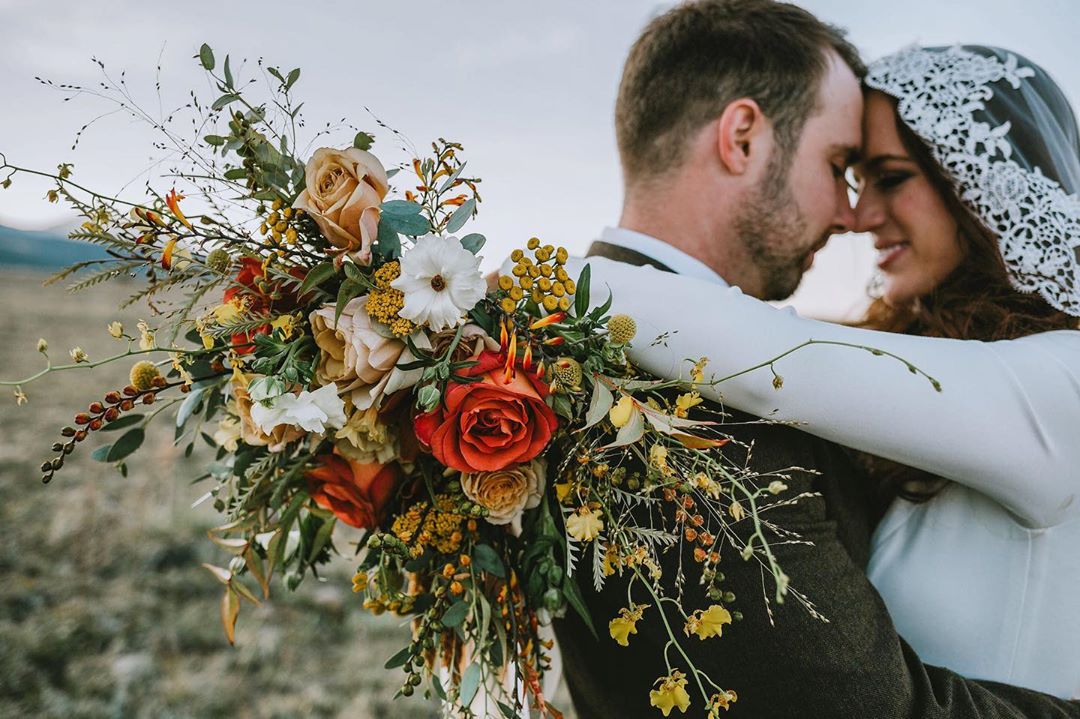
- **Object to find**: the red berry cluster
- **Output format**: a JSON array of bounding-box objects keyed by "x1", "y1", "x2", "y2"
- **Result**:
[{"x1": 41, "y1": 378, "x2": 192, "y2": 483}]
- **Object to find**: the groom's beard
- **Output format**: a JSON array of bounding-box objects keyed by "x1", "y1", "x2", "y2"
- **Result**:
[{"x1": 734, "y1": 164, "x2": 818, "y2": 301}]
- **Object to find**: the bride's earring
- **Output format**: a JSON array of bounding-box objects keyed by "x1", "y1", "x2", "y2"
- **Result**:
[{"x1": 866, "y1": 268, "x2": 885, "y2": 299}]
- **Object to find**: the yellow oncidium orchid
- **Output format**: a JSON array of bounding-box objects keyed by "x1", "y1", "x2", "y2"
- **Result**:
[{"x1": 650, "y1": 671, "x2": 692, "y2": 717}]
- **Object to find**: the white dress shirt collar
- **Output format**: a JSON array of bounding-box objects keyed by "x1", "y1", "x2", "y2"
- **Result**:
[{"x1": 599, "y1": 226, "x2": 727, "y2": 286}]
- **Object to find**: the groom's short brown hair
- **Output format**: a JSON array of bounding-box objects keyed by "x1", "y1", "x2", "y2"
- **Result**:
[{"x1": 616, "y1": 0, "x2": 864, "y2": 183}]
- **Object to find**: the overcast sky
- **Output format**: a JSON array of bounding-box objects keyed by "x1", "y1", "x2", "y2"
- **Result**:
[{"x1": 1, "y1": 0, "x2": 1077, "y2": 318}]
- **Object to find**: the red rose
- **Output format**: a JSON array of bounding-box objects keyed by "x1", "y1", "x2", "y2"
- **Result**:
[
  {"x1": 416, "y1": 351, "x2": 558, "y2": 473},
  {"x1": 305, "y1": 454, "x2": 397, "y2": 529}
]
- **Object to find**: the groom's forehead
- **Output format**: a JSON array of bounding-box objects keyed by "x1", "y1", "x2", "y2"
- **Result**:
[{"x1": 803, "y1": 54, "x2": 864, "y2": 151}]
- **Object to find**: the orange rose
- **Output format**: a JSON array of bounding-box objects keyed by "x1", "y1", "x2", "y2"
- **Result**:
[
  {"x1": 415, "y1": 351, "x2": 558, "y2": 473},
  {"x1": 305, "y1": 453, "x2": 397, "y2": 529}
]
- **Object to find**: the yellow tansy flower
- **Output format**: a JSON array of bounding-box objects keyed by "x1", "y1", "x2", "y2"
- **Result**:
[{"x1": 650, "y1": 671, "x2": 692, "y2": 716}]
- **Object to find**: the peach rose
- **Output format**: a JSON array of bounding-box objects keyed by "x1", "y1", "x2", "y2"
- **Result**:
[
  {"x1": 309, "y1": 296, "x2": 426, "y2": 410},
  {"x1": 293, "y1": 147, "x2": 389, "y2": 264},
  {"x1": 461, "y1": 459, "x2": 546, "y2": 531},
  {"x1": 414, "y1": 351, "x2": 558, "y2": 473},
  {"x1": 305, "y1": 453, "x2": 397, "y2": 529}
]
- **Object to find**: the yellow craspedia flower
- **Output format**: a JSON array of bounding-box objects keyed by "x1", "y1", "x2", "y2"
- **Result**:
[
  {"x1": 553, "y1": 358, "x2": 583, "y2": 389},
  {"x1": 129, "y1": 360, "x2": 162, "y2": 391},
  {"x1": 542, "y1": 295, "x2": 559, "y2": 312},
  {"x1": 527, "y1": 237, "x2": 540, "y2": 250},
  {"x1": 650, "y1": 671, "x2": 692, "y2": 717},
  {"x1": 566, "y1": 507, "x2": 603, "y2": 542},
  {"x1": 685, "y1": 604, "x2": 732, "y2": 640},
  {"x1": 608, "y1": 604, "x2": 647, "y2": 647},
  {"x1": 609, "y1": 395, "x2": 636, "y2": 429},
  {"x1": 498, "y1": 275, "x2": 514, "y2": 291},
  {"x1": 558, "y1": 296, "x2": 571, "y2": 311},
  {"x1": 500, "y1": 297, "x2": 517, "y2": 313},
  {"x1": 607, "y1": 314, "x2": 637, "y2": 344}
]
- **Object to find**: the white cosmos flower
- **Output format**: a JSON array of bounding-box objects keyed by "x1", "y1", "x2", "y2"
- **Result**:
[
  {"x1": 249, "y1": 383, "x2": 347, "y2": 435},
  {"x1": 391, "y1": 234, "x2": 485, "y2": 332}
]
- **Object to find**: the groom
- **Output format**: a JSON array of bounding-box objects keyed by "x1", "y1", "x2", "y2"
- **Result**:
[{"x1": 553, "y1": 1, "x2": 1080, "y2": 717}]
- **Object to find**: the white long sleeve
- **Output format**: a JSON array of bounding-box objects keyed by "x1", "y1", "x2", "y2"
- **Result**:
[{"x1": 578, "y1": 257, "x2": 1080, "y2": 529}]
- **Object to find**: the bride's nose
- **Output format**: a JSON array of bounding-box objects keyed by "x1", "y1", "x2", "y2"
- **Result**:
[{"x1": 853, "y1": 186, "x2": 885, "y2": 234}]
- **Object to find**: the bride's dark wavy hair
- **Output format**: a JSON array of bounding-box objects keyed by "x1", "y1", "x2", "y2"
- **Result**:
[{"x1": 857, "y1": 95, "x2": 1077, "y2": 502}]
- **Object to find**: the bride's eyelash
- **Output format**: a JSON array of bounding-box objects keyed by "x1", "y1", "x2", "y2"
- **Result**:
[{"x1": 876, "y1": 171, "x2": 913, "y2": 190}]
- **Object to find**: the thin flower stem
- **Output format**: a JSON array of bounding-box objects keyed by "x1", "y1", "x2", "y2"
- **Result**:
[
  {"x1": 0, "y1": 342, "x2": 251, "y2": 386},
  {"x1": 706, "y1": 338, "x2": 941, "y2": 391},
  {"x1": 632, "y1": 567, "x2": 710, "y2": 702}
]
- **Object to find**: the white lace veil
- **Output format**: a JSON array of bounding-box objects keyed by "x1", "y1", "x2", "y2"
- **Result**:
[{"x1": 865, "y1": 45, "x2": 1080, "y2": 316}]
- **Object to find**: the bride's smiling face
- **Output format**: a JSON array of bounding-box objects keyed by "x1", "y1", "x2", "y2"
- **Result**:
[{"x1": 853, "y1": 91, "x2": 965, "y2": 307}]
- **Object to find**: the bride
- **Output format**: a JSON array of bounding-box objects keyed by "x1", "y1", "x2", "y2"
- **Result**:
[{"x1": 580, "y1": 44, "x2": 1080, "y2": 699}]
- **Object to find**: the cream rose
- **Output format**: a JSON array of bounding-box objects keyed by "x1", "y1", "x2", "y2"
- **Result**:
[
  {"x1": 309, "y1": 296, "x2": 427, "y2": 411},
  {"x1": 460, "y1": 459, "x2": 546, "y2": 533},
  {"x1": 293, "y1": 147, "x2": 389, "y2": 264}
]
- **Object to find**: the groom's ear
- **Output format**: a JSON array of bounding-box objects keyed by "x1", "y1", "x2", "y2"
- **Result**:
[{"x1": 716, "y1": 99, "x2": 767, "y2": 176}]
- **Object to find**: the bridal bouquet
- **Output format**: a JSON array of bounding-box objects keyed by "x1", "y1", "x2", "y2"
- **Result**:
[{"x1": 1, "y1": 45, "x2": 819, "y2": 718}]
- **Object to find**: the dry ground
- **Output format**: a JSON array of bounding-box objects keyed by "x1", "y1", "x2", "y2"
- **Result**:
[{"x1": 0, "y1": 270, "x2": 442, "y2": 718}]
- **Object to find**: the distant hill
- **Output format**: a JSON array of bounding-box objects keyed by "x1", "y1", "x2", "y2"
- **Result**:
[{"x1": 0, "y1": 224, "x2": 111, "y2": 271}]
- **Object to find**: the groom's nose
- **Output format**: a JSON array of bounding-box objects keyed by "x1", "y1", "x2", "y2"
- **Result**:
[{"x1": 831, "y1": 181, "x2": 857, "y2": 232}]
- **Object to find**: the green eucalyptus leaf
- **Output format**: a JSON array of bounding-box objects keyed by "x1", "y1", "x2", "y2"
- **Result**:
[
  {"x1": 335, "y1": 279, "x2": 364, "y2": 325},
  {"x1": 380, "y1": 200, "x2": 423, "y2": 218},
  {"x1": 106, "y1": 428, "x2": 145, "y2": 462},
  {"x1": 472, "y1": 543, "x2": 505, "y2": 578},
  {"x1": 285, "y1": 68, "x2": 300, "y2": 90},
  {"x1": 445, "y1": 197, "x2": 476, "y2": 234},
  {"x1": 199, "y1": 44, "x2": 215, "y2": 71},
  {"x1": 374, "y1": 221, "x2": 401, "y2": 260},
  {"x1": 212, "y1": 93, "x2": 241, "y2": 111},
  {"x1": 176, "y1": 385, "x2": 207, "y2": 427},
  {"x1": 298, "y1": 261, "x2": 336, "y2": 297},
  {"x1": 99, "y1": 414, "x2": 144, "y2": 432},
  {"x1": 353, "y1": 132, "x2": 374, "y2": 151},
  {"x1": 91, "y1": 444, "x2": 113, "y2": 462},
  {"x1": 384, "y1": 213, "x2": 429, "y2": 236},
  {"x1": 459, "y1": 664, "x2": 482, "y2": 707},
  {"x1": 459, "y1": 233, "x2": 486, "y2": 254},
  {"x1": 574, "y1": 263, "x2": 592, "y2": 318},
  {"x1": 441, "y1": 601, "x2": 469, "y2": 628},
  {"x1": 223, "y1": 55, "x2": 233, "y2": 88},
  {"x1": 203, "y1": 135, "x2": 226, "y2": 146},
  {"x1": 384, "y1": 646, "x2": 412, "y2": 670}
]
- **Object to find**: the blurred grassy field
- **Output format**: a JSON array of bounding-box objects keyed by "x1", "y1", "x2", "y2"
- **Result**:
[{"x1": 0, "y1": 270, "x2": 442, "y2": 718}]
